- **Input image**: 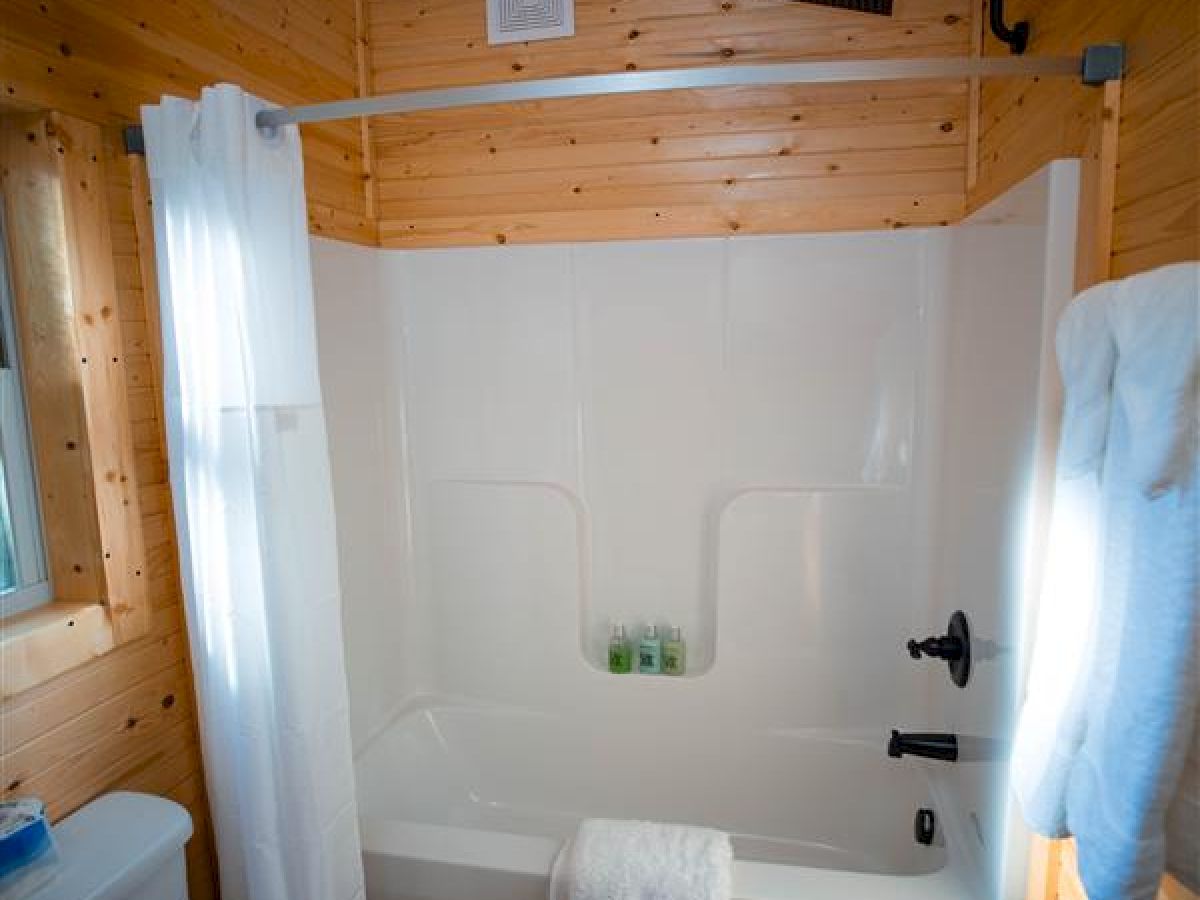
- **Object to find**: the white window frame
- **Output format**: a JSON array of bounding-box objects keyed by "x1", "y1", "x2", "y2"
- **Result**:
[{"x1": 0, "y1": 202, "x2": 50, "y2": 618}]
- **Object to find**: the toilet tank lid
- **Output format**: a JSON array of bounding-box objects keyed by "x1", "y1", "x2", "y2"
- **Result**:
[{"x1": 36, "y1": 792, "x2": 193, "y2": 900}]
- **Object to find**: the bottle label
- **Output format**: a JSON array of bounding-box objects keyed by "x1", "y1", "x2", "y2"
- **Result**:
[
  {"x1": 661, "y1": 641, "x2": 686, "y2": 674},
  {"x1": 609, "y1": 646, "x2": 630, "y2": 673},
  {"x1": 639, "y1": 644, "x2": 661, "y2": 673}
]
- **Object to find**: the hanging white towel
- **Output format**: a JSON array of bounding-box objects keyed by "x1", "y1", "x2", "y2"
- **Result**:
[
  {"x1": 1011, "y1": 278, "x2": 1118, "y2": 837},
  {"x1": 1014, "y1": 262, "x2": 1200, "y2": 900},
  {"x1": 549, "y1": 819, "x2": 732, "y2": 900}
]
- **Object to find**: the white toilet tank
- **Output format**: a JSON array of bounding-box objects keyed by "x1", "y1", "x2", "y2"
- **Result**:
[{"x1": 33, "y1": 792, "x2": 193, "y2": 900}]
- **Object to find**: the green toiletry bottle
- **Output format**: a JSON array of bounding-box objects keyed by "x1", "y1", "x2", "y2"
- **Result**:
[
  {"x1": 608, "y1": 623, "x2": 632, "y2": 673},
  {"x1": 638, "y1": 624, "x2": 663, "y2": 674},
  {"x1": 663, "y1": 625, "x2": 686, "y2": 676}
]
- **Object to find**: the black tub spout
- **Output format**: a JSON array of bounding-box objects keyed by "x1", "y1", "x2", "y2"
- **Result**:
[{"x1": 888, "y1": 730, "x2": 959, "y2": 762}]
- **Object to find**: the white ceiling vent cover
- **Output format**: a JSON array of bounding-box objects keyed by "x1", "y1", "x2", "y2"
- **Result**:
[{"x1": 487, "y1": 0, "x2": 575, "y2": 45}]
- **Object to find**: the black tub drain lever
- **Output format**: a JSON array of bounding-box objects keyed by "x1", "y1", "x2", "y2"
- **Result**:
[{"x1": 915, "y1": 808, "x2": 936, "y2": 845}]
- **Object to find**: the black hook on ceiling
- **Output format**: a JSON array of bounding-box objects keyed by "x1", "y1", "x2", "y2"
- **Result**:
[{"x1": 989, "y1": 0, "x2": 1029, "y2": 55}]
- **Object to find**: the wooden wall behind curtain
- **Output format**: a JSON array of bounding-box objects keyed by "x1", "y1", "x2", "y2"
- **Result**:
[
  {"x1": 0, "y1": 125, "x2": 218, "y2": 899},
  {"x1": 1, "y1": 2, "x2": 374, "y2": 896},
  {"x1": 971, "y1": 0, "x2": 1199, "y2": 274},
  {"x1": 0, "y1": 0, "x2": 374, "y2": 244},
  {"x1": 368, "y1": 0, "x2": 974, "y2": 246}
]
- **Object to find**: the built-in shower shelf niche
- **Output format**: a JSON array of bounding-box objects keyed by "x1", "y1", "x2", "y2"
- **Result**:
[
  {"x1": 391, "y1": 234, "x2": 924, "y2": 688},
  {"x1": 424, "y1": 476, "x2": 721, "y2": 680}
]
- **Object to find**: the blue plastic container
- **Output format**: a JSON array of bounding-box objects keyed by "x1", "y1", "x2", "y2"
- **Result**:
[{"x1": 0, "y1": 799, "x2": 59, "y2": 897}]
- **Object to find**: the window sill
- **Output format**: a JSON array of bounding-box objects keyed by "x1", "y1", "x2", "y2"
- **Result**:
[{"x1": 0, "y1": 601, "x2": 115, "y2": 699}]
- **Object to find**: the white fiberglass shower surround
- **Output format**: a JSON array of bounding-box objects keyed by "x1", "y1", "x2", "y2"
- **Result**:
[{"x1": 312, "y1": 162, "x2": 1079, "y2": 900}]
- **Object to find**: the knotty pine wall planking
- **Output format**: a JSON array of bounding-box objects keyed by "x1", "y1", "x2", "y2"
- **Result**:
[
  {"x1": 0, "y1": 3, "x2": 373, "y2": 896},
  {"x1": 0, "y1": 0, "x2": 373, "y2": 243},
  {"x1": 368, "y1": 0, "x2": 973, "y2": 246},
  {"x1": 972, "y1": 0, "x2": 1198, "y2": 276}
]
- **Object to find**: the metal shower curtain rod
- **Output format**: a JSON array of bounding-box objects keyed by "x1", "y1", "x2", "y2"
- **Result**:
[
  {"x1": 252, "y1": 45, "x2": 1123, "y2": 130},
  {"x1": 121, "y1": 45, "x2": 1122, "y2": 153}
]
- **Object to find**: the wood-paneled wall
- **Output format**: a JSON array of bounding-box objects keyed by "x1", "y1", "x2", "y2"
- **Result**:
[
  {"x1": 971, "y1": 0, "x2": 1199, "y2": 275},
  {"x1": 0, "y1": 3, "x2": 373, "y2": 896},
  {"x1": 369, "y1": 0, "x2": 974, "y2": 246},
  {"x1": 1037, "y1": 838, "x2": 1200, "y2": 900},
  {"x1": 0, "y1": 0, "x2": 373, "y2": 244},
  {"x1": 0, "y1": 125, "x2": 219, "y2": 899}
]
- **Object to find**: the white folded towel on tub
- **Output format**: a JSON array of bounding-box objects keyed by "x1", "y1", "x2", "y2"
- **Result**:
[{"x1": 549, "y1": 819, "x2": 733, "y2": 900}]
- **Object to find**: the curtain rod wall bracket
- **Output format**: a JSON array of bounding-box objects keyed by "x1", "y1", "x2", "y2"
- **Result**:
[
  {"x1": 123, "y1": 124, "x2": 146, "y2": 156},
  {"x1": 1082, "y1": 43, "x2": 1125, "y2": 86}
]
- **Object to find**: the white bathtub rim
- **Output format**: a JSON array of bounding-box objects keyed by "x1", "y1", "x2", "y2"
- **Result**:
[
  {"x1": 354, "y1": 691, "x2": 912, "y2": 762},
  {"x1": 361, "y1": 817, "x2": 973, "y2": 900}
]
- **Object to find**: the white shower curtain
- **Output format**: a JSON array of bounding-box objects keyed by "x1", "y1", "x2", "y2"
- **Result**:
[{"x1": 142, "y1": 85, "x2": 364, "y2": 900}]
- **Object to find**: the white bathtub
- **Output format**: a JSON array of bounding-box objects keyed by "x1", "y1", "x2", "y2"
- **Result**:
[
  {"x1": 356, "y1": 699, "x2": 975, "y2": 900},
  {"x1": 316, "y1": 165, "x2": 1081, "y2": 900}
]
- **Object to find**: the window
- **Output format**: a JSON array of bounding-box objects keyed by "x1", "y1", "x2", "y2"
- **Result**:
[{"x1": 0, "y1": 204, "x2": 49, "y2": 617}]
